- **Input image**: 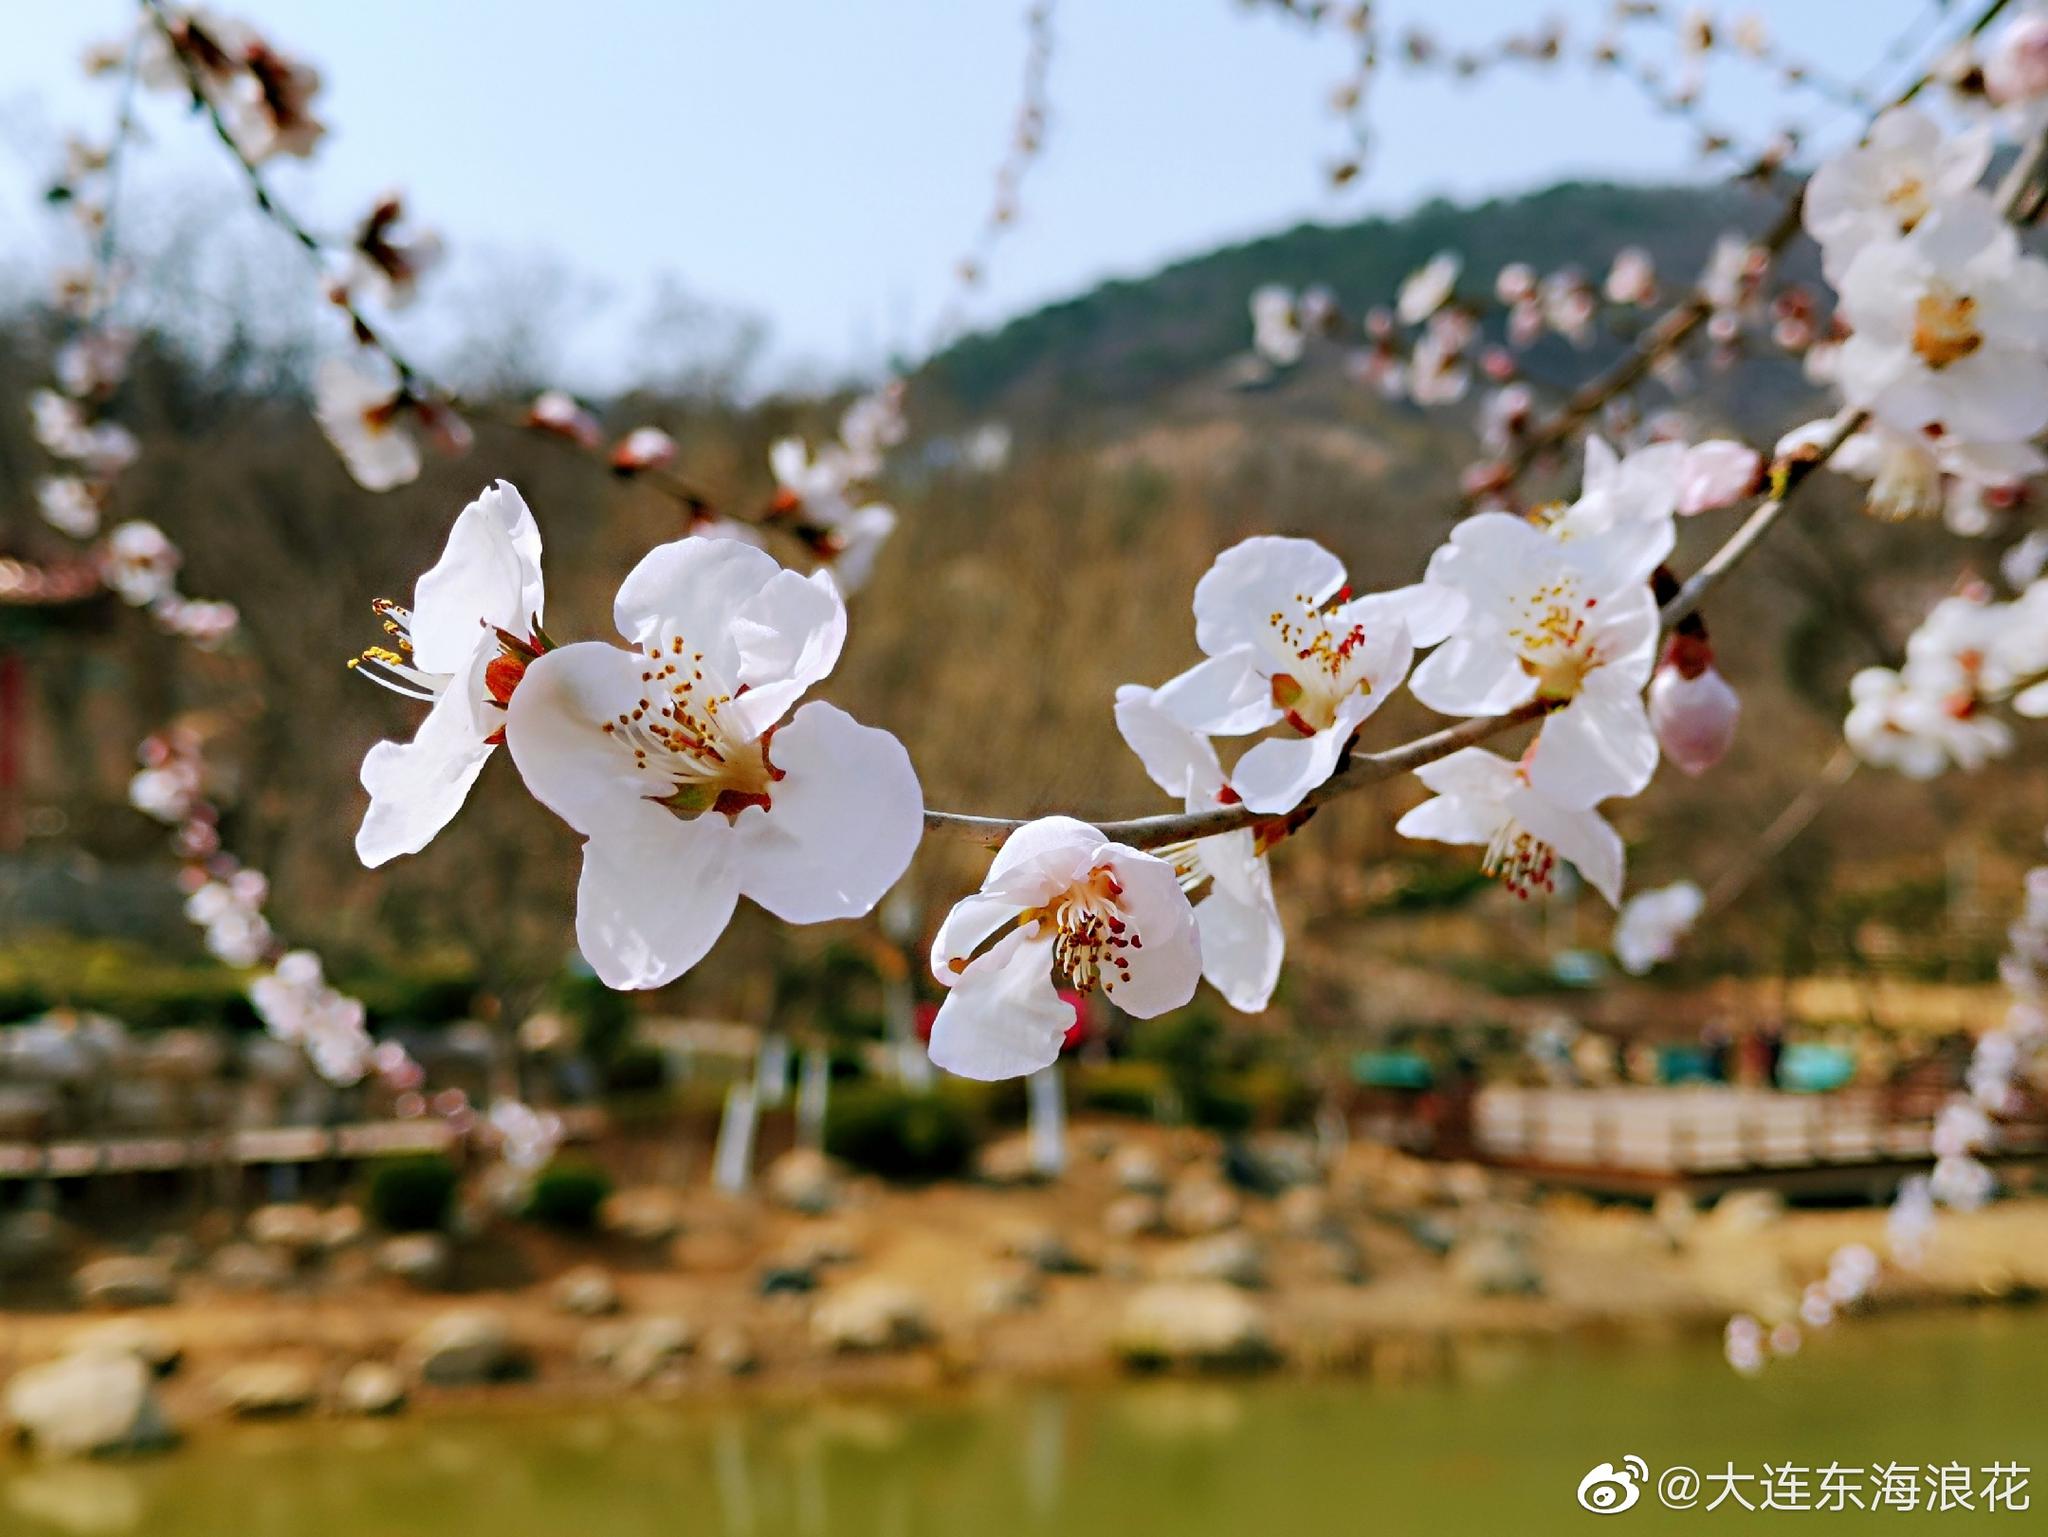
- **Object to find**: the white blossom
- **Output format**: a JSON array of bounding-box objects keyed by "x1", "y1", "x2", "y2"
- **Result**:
[
  {"x1": 1151, "y1": 536, "x2": 1454, "y2": 815},
  {"x1": 505, "y1": 535, "x2": 922, "y2": 989},
  {"x1": 1803, "y1": 106, "x2": 1992, "y2": 282},
  {"x1": 314, "y1": 354, "x2": 420, "y2": 491},
  {"x1": 1395, "y1": 746, "x2": 1624, "y2": 905},
  {"x1": 36, "y1": 477, "x2": 100, "y2": 538},
  {"x1": 1412, "y1": 510, "x2": 1663, "y2": 809},
  {"x1": 1396, "y1": 251, "x2": 1461, "y2": 325},
  {"x1": 1833, "y1": 197, "x2": 2048, "y2": 444},
  {"x1": 1612, "y1": 880, "x2": 1704, "y2": 974},
  {"x1": 351, "y1": 481, "x2": 547, "y2": 867},
  {"x1": 927, "y1": 816, "x2": 1199, "y2": 1080}
]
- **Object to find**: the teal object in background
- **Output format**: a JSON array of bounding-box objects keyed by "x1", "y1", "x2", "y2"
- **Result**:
[
  {"x1": 1778, "y1": 1042, "x2": 1856, "y2": 1092},
  {"x1": 1353, "y1": 1051, "x2": 1434, "y2": 1090},
  {"x1": 1657, "y1": 1046, "x2": 1715, "y2": 1084}
]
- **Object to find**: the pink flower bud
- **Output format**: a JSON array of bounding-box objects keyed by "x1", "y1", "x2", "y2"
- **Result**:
[
  {"x1": 1650, "y1": 642, "x2": 1741, "y2": 775},
  {"x1": 1988, "y1": 15, "x2": 2048, "y2": 105}
]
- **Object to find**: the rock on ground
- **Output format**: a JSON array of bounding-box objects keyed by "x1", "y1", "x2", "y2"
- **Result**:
[
  {"x1": 552, "y1": 1264, "x2": 620, "y2": 1316},
  {"x1": 212, "y1": 1360, "x2": 318, "y2": 1419},
  {"x1": 62, "y1": 1319, "x2": 182, "y2": 1377},
  {"x1": 73, "y1": 1256, "x2": 176, "y2": 1309},
  {"x1": 999, "y1": 1222, "x2": 1092, "y2": 1274},
  {"x1": 245, "y1": 1204, "x2": 326, "y2": 1256},
  {"x1": 608, "y1": 1317, "x2": 696, "y2": 1385},
  {"x1": 972, "y1": 1265, "x2": 1043, "y2": 1317},
  {"x1": 374, "y1": 1233, "x2": 451, "y2": 1289},
  {"x1": 336, "y1": 1361, "x2": 407, "y2": 1416},
  {"x1": 702, "y1": 1324, "x2": 759, "y2": 1376},
  {"x1": 208, "y1": 1242, "x2": 293, "y2": 1292},
  {"x1": 1110, "y1": 1146, "x2": 1167, "y2": 1196},
  {"x1": 404, "y1": 1310, "x2": 530, "y2": 1387},
  {"x1": 1164, "y1": 1178, "x2": 1242, "y2": 1237},
  {"x1": 602, "y1": 1189, "x2": 684, "y2": 1243},
  {"x1": 4, "y1": 1353, "x2": 175, "y2": 1458},
  {"x1": 1113, "y1": 1282, "x2": 1278, "y2": 1371},
  {"x1": 1157, "y1": 1232, "x2": 1266, "y2": 1289},
  {"x1": 765, "y1": 1151, "x2": 840, "y2": 1215},
  {"x1": 1104, "y1": 1194, "x2": 1167, "y2": 1240},
  {"x1": 976, "y1": 1136, "x2": 1049, "y2": 1187},
  {"x1": 1447, "y1": 1232, "x2": 1543, "y2": 1297},
  {"x1": 810, "y1": 1279, "x2": 931, "y2": 1353}
]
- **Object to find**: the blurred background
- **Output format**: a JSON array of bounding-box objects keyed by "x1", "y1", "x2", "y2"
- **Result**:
[{"x1": 0, "y1": 4, "x2": 2044, "y2": 1534}]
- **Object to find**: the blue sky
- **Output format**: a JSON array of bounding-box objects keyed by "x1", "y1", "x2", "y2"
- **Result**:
[{"x1": 0, "y1": 1, "x2": 1944, "y2": 388}]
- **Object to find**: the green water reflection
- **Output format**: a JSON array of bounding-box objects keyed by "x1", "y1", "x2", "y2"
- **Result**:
[{"x1": 4, "y1": 1310, "x2": 2042, "y2": 1535}]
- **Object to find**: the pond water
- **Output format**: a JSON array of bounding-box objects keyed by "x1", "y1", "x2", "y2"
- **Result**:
[{"x1": 4, "y1": 1310, "x2": 2042, "y2": 1535}]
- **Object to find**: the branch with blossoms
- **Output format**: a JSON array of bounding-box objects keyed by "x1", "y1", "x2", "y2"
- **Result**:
[
  {"x1": 315, "y1": 0, "x2": 2048, "y2": 1093},
  {"x1": 29, "y1": 3, "x2": 2048, "y2": 1251}
]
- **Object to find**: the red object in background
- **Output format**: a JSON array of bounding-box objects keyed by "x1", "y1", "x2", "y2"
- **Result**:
[
  {"x1": 1058, "y1": 990, "x2": 1088, "y2": 1052},
  {"x1": 913, "y1": 1000, "x2": 939, "y2": 1044}
]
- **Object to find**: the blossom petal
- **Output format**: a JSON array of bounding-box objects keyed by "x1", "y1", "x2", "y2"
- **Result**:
[
  {"x1": 932, "y1": 894, "x2": 1028, "y2": 987},
  {"x1": 1342, "y1": 581, "x2": 1466, "y2": 649},
  {"x1": 1096, "y1": 846, "x2": 1202, "y2": 1018},
  {"x1": 1230, "y1": 693, "x2": 1374, "y2": 814},
  {"x1": 727, "y1": 568, "x2": 847, "y2": 739},
  {"x1": 1196, "y1": 878, "x2": 1283, "y2": 1013},
  {"x1": 1114, "y1": 684, "x2": 1225, "y2": 804},
  {"x1": 504, "y1": 642, "x2": 662, "y2": 839},
  {"x1": 355, "y1": 658, "x2": 494, "y2": 868},
  {"x1": 1510, "y1": 789, "x2": 1625, "y2": 906},
  {"x1": 927, "y1": 930, "x2": 1069, "y2": 1080},
  {"x1": 1528, "y1": 688, "x2": 1660, "y2": 808},
  {"x1": 611, "y1": 535, "x2": 785, "y2": 684},
  {"x1": 409, "y1": 481, "x2": 543, "y2": 673},
  {"x1": 575, "y1": 806, "x2": 740, "y2": 989},
  {"x1": 1411, "y1": 745, "x2": 1521, "y2": 802},
  {"x1": 1152, "y1": 649, "x2": 1281, "y2": 737},
  {"x1": 986, "y1": 815, "x2": 1108, "y2": 899},
  {"x1": 1191, "y1": 536, "x2": 1346, "y2": 660},
  {"x1": 1409, "y1": 631, "x2": 1535, "y2": 717},
  {"x1": 1394, "y1": 790, "x2": 1502, "y2": 846},
  {"x1": 729, "y1": 701, "x2": 921, "y2": 924}
]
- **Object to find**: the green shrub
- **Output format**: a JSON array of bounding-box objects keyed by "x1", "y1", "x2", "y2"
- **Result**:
[
  {"x1": 1072, "y1": 1060, "x2": 1168, "y2": 1118},
  {"x1": 602, "y1": 1045, "x2": 669, "y2": 1096},
  {"x1": 366, "y1": 1153, "x2": 459, "y2": 1232},
  {"x1": 1189, "y1": 1083, "x2": 1255, "y2": 1134},
  {"x1": 825, "y1": 1082, "x2": 976, "y2": 1182},
  {"x1": 524, "y1": 1158, "x2": 614, "y2": 1231}
]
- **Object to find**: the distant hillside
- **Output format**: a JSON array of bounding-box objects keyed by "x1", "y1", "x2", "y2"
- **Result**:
[{"x1": 923, "y1": 178, "x2": 1819, "y2": 433}]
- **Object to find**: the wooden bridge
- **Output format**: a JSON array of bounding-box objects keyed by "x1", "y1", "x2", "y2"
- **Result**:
[{"x1": 1351, "y1": 1084, "x2": 2048, "y2": 1201}]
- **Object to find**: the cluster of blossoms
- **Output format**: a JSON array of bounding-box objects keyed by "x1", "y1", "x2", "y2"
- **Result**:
[
  {"x1": 1793, "y1": 103, "x2": 2048, "y2": 538},
  {"x1": 246, "y1": 951, "x2": 375, "y2": 1086},
  {"x1": 99, "y1": 3, "x2": 327, "y2": 164},
  {"x1": 1247, "y1": 233, "x2": 1802, "y2": 505},
  {"x1": 929, "y1": 424, "x2": 1776, "y2": 1076},
  {"x1": 1844, "y1": 578, "x2": 2048, "y2": 777},
  {"x1": 28, "y1": 91, "x2": 241, "y2": 650},
  {"x1": 354, "y1": 484, "x2": 925, "y2": 991},
  {"x1": 761, "y1": 381, "x2": 908, "y2": 592},
  {"x1": 1724, "y1": 1241, "x2": 1880, "y2": 1375},
  {"x1": 1740, "y1": 856, "x2": 2048, "y2": 1378},
  {"x1": 1248, "y1": 241, "x2": 1675, "y2": 409}
]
